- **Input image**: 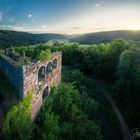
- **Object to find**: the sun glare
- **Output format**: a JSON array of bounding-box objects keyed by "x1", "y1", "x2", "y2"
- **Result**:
[{"x1": 129, "y1": 26, "x2": 140, "y2": 31}]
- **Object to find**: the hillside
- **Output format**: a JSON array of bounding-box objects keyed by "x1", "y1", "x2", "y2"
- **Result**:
[
  {"x1": 1, "y1": 30, "x2": 140, "y2": 48},
  {"x1": 70, "y1": 30, "x2": 140, "y2": 44},
  {"x1": 0, "y1": 30, "x2": 66, "y2": 48}
]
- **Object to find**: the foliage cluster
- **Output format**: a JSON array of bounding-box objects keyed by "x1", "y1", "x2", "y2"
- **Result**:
[
  {"x1": 36, "y1": 49, "x2": 52, "y2": 61},
  {"x1": 35, "y1": 82, "x2": 102, "y2": 140},
  {"x1": 2, "y1": 92, "x2": 33, "y2": 140}
]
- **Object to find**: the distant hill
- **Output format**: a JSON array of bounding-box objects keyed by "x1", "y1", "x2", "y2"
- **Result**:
[
  {"x1": 69, "y1": 30, "x2": 140, "y2": 44},
  {"x1": 0, "y1": 30, "x2": 66, "y2": 48},
  {"x1": 0, "y1": 30, "x2": 140, "y2": 48}
]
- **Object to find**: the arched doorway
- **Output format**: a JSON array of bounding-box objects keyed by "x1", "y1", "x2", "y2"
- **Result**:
[
  {"x1": 38, "y1": 66, "x2": 45, "y2": 82},
  {"x1": 46, "y1": 62, "x2": 53, "y2": 74},
  {"x1": 42, "y1": 86, "x2": 49, "y2": 100},
  {"x1": 53, "y1": 59, "x2": 57, "y2": 69}
]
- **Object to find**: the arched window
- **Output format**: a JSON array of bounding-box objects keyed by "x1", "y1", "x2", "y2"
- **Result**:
[
  {"x1": 42, "y1": 86, "x2": 49, "y2": 100},
  {"x1": 53, "y1": 59, "x2": 57, "y2": 69},
  {"x1": 38, "y1": 66, "x2": 45, "y2": 82},
  {"x1": 46, "y1": 62, "x2": 53, "y2": 74}
]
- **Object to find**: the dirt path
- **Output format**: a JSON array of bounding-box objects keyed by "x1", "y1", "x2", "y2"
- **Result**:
[{"x1": 88, "y1": 77, "x2": 132, "y2": 140}]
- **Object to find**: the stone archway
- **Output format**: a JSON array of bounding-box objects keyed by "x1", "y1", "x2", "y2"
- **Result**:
[
  {"x1": 46, "y1": 62, "x2": 53, "y2": 74},
  {"x1": 42, "y1": 86, "x2": 49, "y2": 100},
  {"x1": 38, "y1": 66, "x2": 45, "y2": 82},
  {"x1": 53, "y1": 59, "x2": 57, "y2": 69}
]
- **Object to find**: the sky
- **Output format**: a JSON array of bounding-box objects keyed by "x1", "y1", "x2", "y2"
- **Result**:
[{"x1": 0, "y1": 0, "x2": 140, "y2": 34}]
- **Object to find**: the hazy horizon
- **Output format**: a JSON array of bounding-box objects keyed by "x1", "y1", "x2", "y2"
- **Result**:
[{"x1": 0, "y1": 0, "x2": 140, "y2": 34}]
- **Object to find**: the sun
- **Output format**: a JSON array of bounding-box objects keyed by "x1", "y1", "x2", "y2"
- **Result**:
[{"x1": 129, "y1": 26, "x2": 140, "y2": 31}]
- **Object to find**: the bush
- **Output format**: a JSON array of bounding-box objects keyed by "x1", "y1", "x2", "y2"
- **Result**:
[
  {"x1": 2, "y1": 92, "x2": 33, "y2": 140},
  {"x1": 36, "y1": 49, "x2": 52, "y2": 61}
]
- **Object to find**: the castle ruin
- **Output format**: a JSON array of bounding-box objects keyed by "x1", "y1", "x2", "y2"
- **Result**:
[{"x1": 0, "y1": 49, "x2": 62, "y2": 119}]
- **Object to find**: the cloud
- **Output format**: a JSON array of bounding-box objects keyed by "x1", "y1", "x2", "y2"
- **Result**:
[
  {"x1": 94, "y1": 3, "x2": 100, "y2": 7},
  {"x1": 28, "y1": 14, "x2": 32, "y2": 18},
  {"x1": 0, "y1": 24, "x2": 25, "y2": 31},
  {"x1": 41, "y1": 25, "x2": 46, "y2": 29},
  {"x1": 0, "y1": 11, "x2": 3, "y2": 22}
]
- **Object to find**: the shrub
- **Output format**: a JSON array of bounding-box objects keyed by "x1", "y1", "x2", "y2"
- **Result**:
[
  {"x1": 36, "y1": 49, "x2": 52, "y2": 61},
  {"x1": 2, "y1": 92, "x2": 33, "y2": 140}
]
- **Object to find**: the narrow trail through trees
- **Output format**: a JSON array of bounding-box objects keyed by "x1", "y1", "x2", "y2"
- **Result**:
[{"x1": 88, "y1": 76, "x2": 132, "y2": 140}]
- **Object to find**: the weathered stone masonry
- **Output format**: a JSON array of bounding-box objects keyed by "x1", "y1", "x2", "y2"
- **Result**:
[
  {"x1": 0, "y1": 55, "x2": 24, "y2": 98},
  {"x1": 0, "y1": 52, "x2": 62, "y2": 119}
]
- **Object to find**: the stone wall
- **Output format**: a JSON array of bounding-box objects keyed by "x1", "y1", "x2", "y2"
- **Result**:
[
  {"x1": 23, "y1": 52, "x2": 62, "y2": 96},
  {"x1": 0, "y1": 55, "x2": 24, "y2": 98},
  {"x1": 0, "y1": 52, "x2": 62, "y2": 119},
  {"x1": 23, "y1": 52, "x2": 62, "y2": 119}
]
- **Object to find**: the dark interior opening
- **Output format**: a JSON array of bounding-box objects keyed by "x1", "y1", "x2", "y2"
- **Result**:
[
  {"x1": 42, "y1": 86, "x2": 49, "y2": 100},
  {"x1": 46, "y1": 62, "x2": 53, "y2": 74},
  {"x1": 38, "y1": 66, "x2": 45, "y2": 82},
  {"x1": 53, "y1": 59, "x2": 57, "y2": 69}
]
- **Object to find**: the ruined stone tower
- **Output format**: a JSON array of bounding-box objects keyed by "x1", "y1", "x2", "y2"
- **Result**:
[{"x1": 0, "y1": 50, "x2": 62, "y2": 119}]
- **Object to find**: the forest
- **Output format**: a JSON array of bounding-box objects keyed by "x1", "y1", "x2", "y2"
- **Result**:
[
  {"x1": 0, "y1": 30, "x2": 66, "y2": 49},
  {"x1": 1, "y1": 30, "x2": 140, "y2": 48},
  {"x1": 0, "y1": 39, "x2": 140, "y2": 140}
]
